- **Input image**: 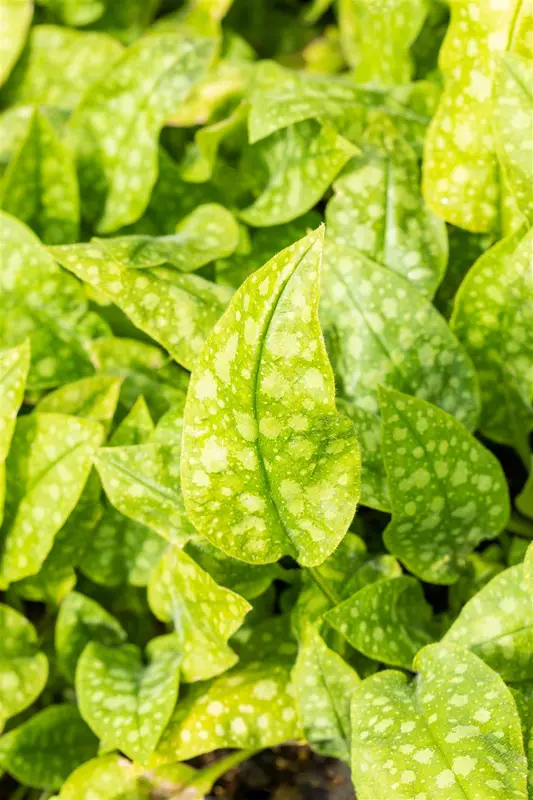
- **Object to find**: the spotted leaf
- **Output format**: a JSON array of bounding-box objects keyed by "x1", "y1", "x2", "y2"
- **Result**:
[
  {"x1": 55, "y1": 591, "x2": 127, "y2": 682},
  {"x1": 0, "y1": 0, "x2": 32, "y2": 87},
  {"x1": 325, "y1": 576, "x2": 434, "y2": 669},
  {"x1": 451, "y1": 226, "x2": 533, "y2": 461},
  {"x1": 36, "y1": 375, "x2": 122, "y2": 429},
  {"x1": 0, "y1": 413, "x2": 104, "y2": 587},
  {"x1": 443, "y1": 558, "x2": 533, "y2": 681},
  {"x1": 68, "y1": 34, "x2": 216, "y2": 232},
  {"x1": 379, "y1": 387, "x2": 509, "y2": 583},
  {"x1": 350, "y1": 644, "x2": 527, "y2": 800},
  {"x1": 0, "y1": 604, "x2": 48, "y2": 733},
  {"x1": 0, "y1": 705, "x2": 98, "y2": 790},
  {"x1": 182, "y1": 228, "x2": 361, "y2": 567},
  {"x1": 338, "y1": 0, "x2": 427, "y2": 85},
  {"x1": 423, "y1": 0, "x2": 533, "y2": 231},
  {"x1": 239, "y1": 122, "x2": 357, "y2": 227},
  {"x1": 0, "y1": 341, "x2": 29, "y2": 524},
  {"x1": 50, "y1": 240, "x2": 233, "y2": 371},
  {"x1": 147, "y1": 544, "x2": 251, "y2": 682},
  {"x1": 292, "y1": 624, "x2": 359, "y2": 762},
  {"x1": 320, "y1": 242, "x2": 479, "y2": 511},
  {"x1": 76, "y1": 638, "x2": 181, "y2": 764}
]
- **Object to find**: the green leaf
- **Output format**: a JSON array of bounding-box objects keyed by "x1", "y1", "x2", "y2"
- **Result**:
[
  {"x1": 147, "y1": 544, "x2": 251, "y2": 682},
  {"x1": 0, "y1": 412, "x2": 104, "y2": 586},
  {"x1": 0, "y1": 25, "x2": 123, "y2": 109},
  {"x1": 88, "y1": 336, "x2": 188, "y2": 423},
  {"x1": 51, "y1": 240, "x2": 233, "y2": 372},
  {"x1": 95, "y1": 441, "x2": 194, "y2": 543},
  {"x1": 68, "y1": 34, "x2": 216, "y2": 232},
  {"x1": 0, "y1": 705, "x2": 98, "y2": 790},
  {"x1": 517, "y1": 466, "x2": 533, "y2": 520},
  {"x1": 57, "y1": 754, "x2": 147, "y2": 800},
  {"x1": 181, "y1": 102, "x2": 248, "y2": 183},
  {"x1": 38, "y1": 0, "x2": 105, "y2": 26},
  {"x1": 338, "y1": 0, "x2": 427, "y2": 86},
  {"x1": 0, "y1": 108, "x2": 79, "y2": 245},
  {"x1": 182, "y1": 228, "x2": 361, "y2": 567},
  {"x1": 350, "y1": 644, "x2": 527, "y2": 800},
  {"x1": 320, "y1": 242, "x2": 479, "y2": 511},
  {"x1": 108, "y1": 396, "x2": 154, "y2": 446},
  {"x1": 451, "y1": 226, "x2": 533, "y2": 459},
  {"x1": 443, "y1": 560, "x2": 533, "y2": 681},
  {"x1": 76, "y1": 638, "x2": 181, "y2": 763},
  {"x1": 0, "y1": 604, "x2": 48, "y2": 732},
  {"x1": 526, "y1": 543, "x2": 533, "y2": 596},
  {"x1": 36, "y1": 376, "x2": 122, "y2": 428},
  {"x1": 325, "y1": 119, "x2": 447, "y2": 298},
  {"x1": 94, "y1": 203, "x2": 239, "y2": 271},
  {"x1": 0, "y1": 341, "x2": 30, "y2": 523},
  {"x1": 55, "y1": 590, "x2": 127, "y2": 682},
  {"x1": 239, "y1": 121, "x2": 356, "y2": 227},
  {"x1": 0, "y1": 0, "x2": 32, "y2": 87},
  {"x1": 422, "y1": 0, "x2": 532, "y2": 231},
  {"x1": 0, "y1": 213, "x2": 96, "y2": 390},
  {"x1": 493, "y1": 53, "x2": 533, "y2": 224},
  {"x1": 325, "y1": 576, "x2": 434, "y2": 669},
  {"x1": 292, "y1": 623, "x2": 359, "y2": 761},
  {"x1": 154, "y1": 659, "x2": 301, "y2": 762},
  {"x1": 379, "y1": 387, "x2": 509, "y2": 583}
]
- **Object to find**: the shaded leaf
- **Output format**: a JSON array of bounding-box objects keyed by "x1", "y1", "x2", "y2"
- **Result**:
[
  {"x1": 292, "y1": 624, "x2": 359, "y2": 761},
  {"x1": 55, "y1": 590, "x2": 127, "y2": 682},
  {"x1": 325, "y1": 576, "x2": 434, "y2": 669},
  {"x1": 0, "y1": 705, "x2": 98, "y2": 790},
  {"x1": 182, "y1": 228, "x2": 360, "y2": 567},
  {"x1": 239, "y1": 121, "x2": 356, "y2": 227},
  {"x1": 0, "y1": 341, "x2": 30, "y2": 524},
  {"x1": 38, "y1": 0, "x2": 105, "y2": 26},
  {"x1": 77, "y1": 639, "x2": 181, "y2": 763},
  {"x1": 148, "y1": 544, "x2": 251, "y2": 682},
  {"x1": 51, "y1": 240, "x2": 233, "y2": 371},
  {"x1": 0, "y1": 413, "x2": 104, "y2": 586},
  {"x1": 0, "y1": 0, "x2": 32, "y2": 87},
  {"x1": 0, "y1": 604, "x2": 48, "y2": 732},
  {"x1": 350, "y1": 644, "x2": 527, "y2": 800},
  {"x1": 108, "y1": 395, "x2": 154, "y2": 446},
  {"x1": 181, "y1": 102, "x2": 248, "y2": 183},
  {"x1": 379, "y1": 387, "x2": 509, "y2": 583},
  {"x1": 68, "y1": 34, "x2": 216, "y2": 232}
]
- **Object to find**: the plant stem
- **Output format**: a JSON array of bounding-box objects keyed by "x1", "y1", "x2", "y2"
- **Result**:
[
  {"x1": 308, "y1": 567, "x2": 341, "y2": 606},
  {"x1": 506, "y1": 511, "x2": 533, "y2": 539},
  {"x1": 168, "y1": 749, "x2": 259, "y2": 799}
]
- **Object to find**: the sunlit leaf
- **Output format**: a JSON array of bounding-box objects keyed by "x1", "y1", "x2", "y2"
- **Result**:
[
  {"x1": 0, "y1": 341, "x2": 29, "y2": 524},
  {"x1": 0, "y1": 0, "x2": 32, "y2": 87},
  {"x1": 379, "y1": 387, "x2": 509, "y2": 583},
  {"x1": 182, "y1": 228, "x2": 360, "y2": 566},
  {"x1": 57, "y1": 754, "x2": 147, "y2": 800},
  {"x1": 36, "y1": 375, "x2": 122, "y2": 428}
]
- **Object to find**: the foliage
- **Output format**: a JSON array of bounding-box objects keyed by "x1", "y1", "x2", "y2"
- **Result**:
[{"x1": 0, "y1": 1, "x2": 532, "y2": 797}]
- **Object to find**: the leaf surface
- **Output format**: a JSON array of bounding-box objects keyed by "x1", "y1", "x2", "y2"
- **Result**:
[{"x1": 0, "y1": 0, "x2": 32, "y2": 87}]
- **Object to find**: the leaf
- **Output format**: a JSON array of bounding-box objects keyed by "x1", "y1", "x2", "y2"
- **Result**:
[
  {"x1": 493, "y1": 53, "x2": 533, "y2": 224},
  {"x1": 527, "y1": 545, "x2": 533, "y2": 598},
  {"x1": 379, "y1": 387, "x2": 510, "y2": 583},
  {"x1": 68, "y1": 34, "x2": 216, "y2": 232},
  {"x1": 422, "y1": 0, "x2": 533, "y2": 231},
  {"x1": 147, "y1": 544, "x2": 251, "y2": 682},
  {"x1": 239, "y1": 121, "x2": 356, "y2": 227},
  {"x1": 325, "y1": 119, "x2": 448, "y2": 298},
  {"x1": 0, "y1": 341, "x2": 30, "y2": 523},
  {"x1": 0, "y1": 705, "x2": 98, "y2": 790},
  {"x1": 0, "y1": 413, "x2": 104, "y2": 587},
  {"x1": 76, "y1": 638, "x2": 181, "y2": 763},
  {"x1": 0, "y1": 24, "x2": 123, "y2": 109},
  {"x1": 55, "y1": 590, "x2": 127, "y2": 682},
  {"x1": 320, "y1": 241, "x2": 479, "y2": 511},
  {"x1": 338, "y1": 0, "x2": 427, "y2": 86},
  {"x1": 38, "y1": 0, "x2": 106, "y2": 26},
  {"x1": 95, "y1": 203, "x2": 240, "y2": 271},
  {"x1": 517, "y1": 467, "x2": 533, "y2": 521},
  {"x1": 0, "y1": 108, "x2": 79, "y2": 245},
  {"x1": 325, "y1": 576, "x2": 434, "y2": 669},
  {"x1": 350, "y1": 644, "x2": 528, "y2": 800},
  {"x1": 95, "y1": 441, "x2": 194, "y2": 543},
  {"x1": 108, "y1": 395, "x2": 154, "y2": 446},
  {"x1": 154, "y1": 659, "x2": 301, "y2": 762},
  {"x1": 57, "y1": 755, "x2": 147, "y2": 800},
  {"x1": 36, "y1": 376, "x2": 122, "y2": 428},
  {"x1": 443, "y1": 560, "x2": 533, "y2": 681},
  {"x1": 182, "y1": 228, "x2": 361, "y2": 567},
  {"x1": 292, "y1": 624, "x2": 359, "y2": 762},
  {"x1": 181, "y1": 102, "x2": 248, "y2": 183},
  {"x1": 88, "y1": 336, "x2": 188, "y2": 422},
  {"x1": 0, "y1": 604, "x2": 48, "y2": 732},
  {"x1": 51, "y1": 240, "x2": 233, "y2": 372},
  {"x1": 0, "y1": 213, "x2": 96, "y2": 390},
  {"x1": 0, "y1": 0, "x2": 32, "y2": 87},
  {"x1": 451, "y1": 226, "x2": 533, "y2": 459}
]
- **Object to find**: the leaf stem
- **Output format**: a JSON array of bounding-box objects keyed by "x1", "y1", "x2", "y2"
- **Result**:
[
  {"x1": 308, "y1": 567, "x2": 341, "y2": 606},
  {"x1": 506, "y1": 512, "x2": 533, "y2": 539},
  {"x1": 168, "y1": 749, "x2": 259, "y2": 799}
]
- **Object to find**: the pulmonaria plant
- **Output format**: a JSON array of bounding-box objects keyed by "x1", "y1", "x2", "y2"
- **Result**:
[{"x1": 0, "y1": 1, "x2": 532, "y2": 799}]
